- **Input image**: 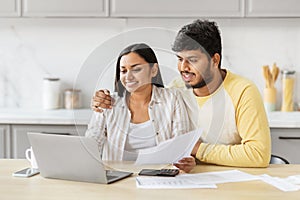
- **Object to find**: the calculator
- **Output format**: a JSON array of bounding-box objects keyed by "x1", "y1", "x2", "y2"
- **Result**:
[{"x1": 138, "y1": 169, "x2": 180, "y2": 177}]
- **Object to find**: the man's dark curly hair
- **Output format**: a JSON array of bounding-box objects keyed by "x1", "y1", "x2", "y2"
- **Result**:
[{"x1": 172, "y1": 20, "x2": 222, "y2": 68}]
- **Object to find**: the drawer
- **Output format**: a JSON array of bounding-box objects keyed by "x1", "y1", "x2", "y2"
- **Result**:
[{"x1": 271, "y1": 128, "x2": 300, "y2": 164}]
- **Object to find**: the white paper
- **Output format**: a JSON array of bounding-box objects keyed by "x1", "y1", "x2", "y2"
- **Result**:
[
  {"x1": 135, "y1": 170, "x2": 258, "y2": 189},
  {"x1": 136, "y1": 170, "x2": 300, "y2": 190},
  {"x1": 136, "y1": 176, "x2": 217, "y2": 189},
  {"x1": 135, "y1": 129, "x2": 203, "y2": 165},
  {"x1": 178, "y1": 170, "x2": 260, "y2": 185},
  {"x1": 284, "y1": 175, "x2": 300, "y2": 185},
  {"x1": 259, "y1": 174, "x2": 300, "y2": 192}
]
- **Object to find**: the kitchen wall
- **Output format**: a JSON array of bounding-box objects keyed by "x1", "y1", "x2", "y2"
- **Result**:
[{"x1": 0, "y1": 18, "x2": 300, "y2": 110}]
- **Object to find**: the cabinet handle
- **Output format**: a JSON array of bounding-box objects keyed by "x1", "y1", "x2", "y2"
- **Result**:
[
  {"x1": 41, "y1": 132, "x2": 70, "y2": 135},
  {"x1": 278, "y1": 136, "x2": 300, "y2": 140}
]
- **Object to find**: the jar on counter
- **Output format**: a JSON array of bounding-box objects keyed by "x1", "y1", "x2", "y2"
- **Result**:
[
  {"x1": 43, "y1": 78, "x2": 61, "y2": 110},
  {"x1": 281, "y1": 70, "x2": 296, "y2": 112},
  {"x1": 64, "y1": 89, "x2": 82, "y2": 109}
]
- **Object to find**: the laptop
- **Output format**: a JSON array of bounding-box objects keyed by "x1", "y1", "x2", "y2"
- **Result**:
[{"x1": 27, "y1": 132, "x2": 133, "y2": 184}]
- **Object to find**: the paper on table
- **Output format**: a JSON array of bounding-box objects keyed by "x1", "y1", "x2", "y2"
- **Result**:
[
  {"x1": 260, "y1": 174, "x2": 300, "y2": 192},
  {"x1": 135, "y1": 170, "x2": 257, "y2": 189},
  {"x1": 178, "y1": 170, "x2": 260, "y2": 185},
  {"x1": 136, "y1": 176, "x2": 217, "y2": 189},
  {"x1": 135, "y1": 129, "x2": 203, "y2": 165},
  {"x1": 284, "y1": 175, "x2": 300, "y2": 185}
]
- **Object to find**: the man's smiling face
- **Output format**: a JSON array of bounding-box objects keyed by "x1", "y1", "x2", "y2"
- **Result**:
[{"x1": 176, "y1": 50, "x2": 213, "y2": 89}]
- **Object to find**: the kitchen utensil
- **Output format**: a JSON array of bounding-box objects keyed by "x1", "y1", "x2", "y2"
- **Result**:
[
  {"x1": 271, "y1": 63, "x2": 279, "y2": 86},
  {"x1": 262, "y1": 64, "x2": 280, "y2": 112},
  {"x1": 262, "y1": 65, "x2": 271, "y2": 88}
]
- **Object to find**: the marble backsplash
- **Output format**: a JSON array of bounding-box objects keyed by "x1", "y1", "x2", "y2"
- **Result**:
[{"x1": 0, "y1": 18, "x2": 300, "y2": 110}]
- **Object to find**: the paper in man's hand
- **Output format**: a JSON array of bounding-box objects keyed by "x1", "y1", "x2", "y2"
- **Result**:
[{"x1": 135, "y1": 129, "x2": 203, "y2": 165}]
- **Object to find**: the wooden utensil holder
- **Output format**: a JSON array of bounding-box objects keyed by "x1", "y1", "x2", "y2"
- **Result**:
[{"x1": 264, "y1": 88, "x2": 276, "y2": 112}]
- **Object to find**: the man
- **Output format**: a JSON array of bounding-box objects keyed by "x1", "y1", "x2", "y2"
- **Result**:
[{"x1": 92, "y1": 20, "x2": 271, "y2": 168}]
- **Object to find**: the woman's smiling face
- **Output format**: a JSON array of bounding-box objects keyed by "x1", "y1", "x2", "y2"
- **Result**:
[{"x1": 119, "y1": 52, "x2": 157, "y2": 93}]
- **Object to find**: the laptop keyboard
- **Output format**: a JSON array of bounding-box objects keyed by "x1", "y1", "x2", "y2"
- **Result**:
[
  {"x1": 107, "y1": 175, "x2": 119, "y2": 180},
  {"x1": 106, "y1": 170, "x2": 120, "y2": 180},
  {"x1": 105, "y1": 170, "x2": 133, "y2": 183}
]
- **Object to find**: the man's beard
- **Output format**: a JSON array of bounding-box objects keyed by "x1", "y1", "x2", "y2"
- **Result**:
[
  {"x1": 185, "y1": 79, "x2": 208, "y2": 89},
  {"x1": 184, "y1": 62, "x2": 213, "y2": 89}
]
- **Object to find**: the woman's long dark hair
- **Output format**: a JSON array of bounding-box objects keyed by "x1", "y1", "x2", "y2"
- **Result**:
[{"x1": 114, "y1": 43, "x2": 164, "y2": 97}]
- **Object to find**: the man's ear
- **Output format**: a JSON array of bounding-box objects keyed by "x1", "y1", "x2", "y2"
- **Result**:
[
  {"x1": 212, "y1": 53, "x2": 221, "y2": 68},
  {"x1": 151, "y1": 63, "x2": 159, "y2": 77}
]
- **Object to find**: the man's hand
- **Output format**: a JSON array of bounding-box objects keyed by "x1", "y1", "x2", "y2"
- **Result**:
[
  {"x1": 173, "y1": 156, "x2": 196, "y2": 173},
  {"x1": 91, "y1": 89, "x2": 113, "y2": 112},
  {"x1": 191, "y1": 140, "x2": 202, "y2": 157}
]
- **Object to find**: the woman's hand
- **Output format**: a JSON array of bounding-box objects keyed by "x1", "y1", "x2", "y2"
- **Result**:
[
  {"x1": 91, "y1": 89, "x2": 113, "y2": 112},
  {"x1": 173, "y1": 156, "x2": 196, "y2": 173}
]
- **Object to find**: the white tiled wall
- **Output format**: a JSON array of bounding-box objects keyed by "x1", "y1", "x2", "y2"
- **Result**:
[{"x1": 0, "y1": 18, "x2": 300, "y2": 110}]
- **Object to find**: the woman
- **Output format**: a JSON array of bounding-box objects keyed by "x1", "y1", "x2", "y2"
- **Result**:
[{"x1": 86, "y1": 43, "x2": 196, "y2": 172}]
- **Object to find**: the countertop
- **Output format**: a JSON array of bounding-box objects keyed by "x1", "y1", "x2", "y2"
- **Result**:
[
  {"x1": 0, "y1": 108, "x2": 92, "y2": 125},
  {"x1": 0, "y1": 108, "x2": 300, "y2": 128},
  {"x1": 267, "y1": 111, "x2": 300, "y2": 128}
]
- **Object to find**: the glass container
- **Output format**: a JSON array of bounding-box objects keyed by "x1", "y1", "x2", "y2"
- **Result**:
[
  {"x1": 281, "y1": 70, "x2": 296, "y2": 112},
  {"x1": 64, "y1": 89, "x2": 82, "y2": 109}
]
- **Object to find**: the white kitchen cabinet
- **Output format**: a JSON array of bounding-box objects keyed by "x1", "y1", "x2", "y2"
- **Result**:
[
  {"x1": 23, "y1": 0, "x2": 108, "y2": 17},
  {"x1": 0, "y1": 0, "x2": 21, "y2": 17},
  {"x1": 246, "y1": 0, "x2": 300, "y2": 17},
  {"x1": 0, "y1": 125, "x2": 10, "y2": 158},
  {"x1": 270, "y1": 128, "x2": 300, "y2": 164},
  {"x1": 11, "y1": 124, "x2": 87, "y2": 158},
  {"x1": 110, "y1": 0, "x2": 244, "y2": 17}
]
